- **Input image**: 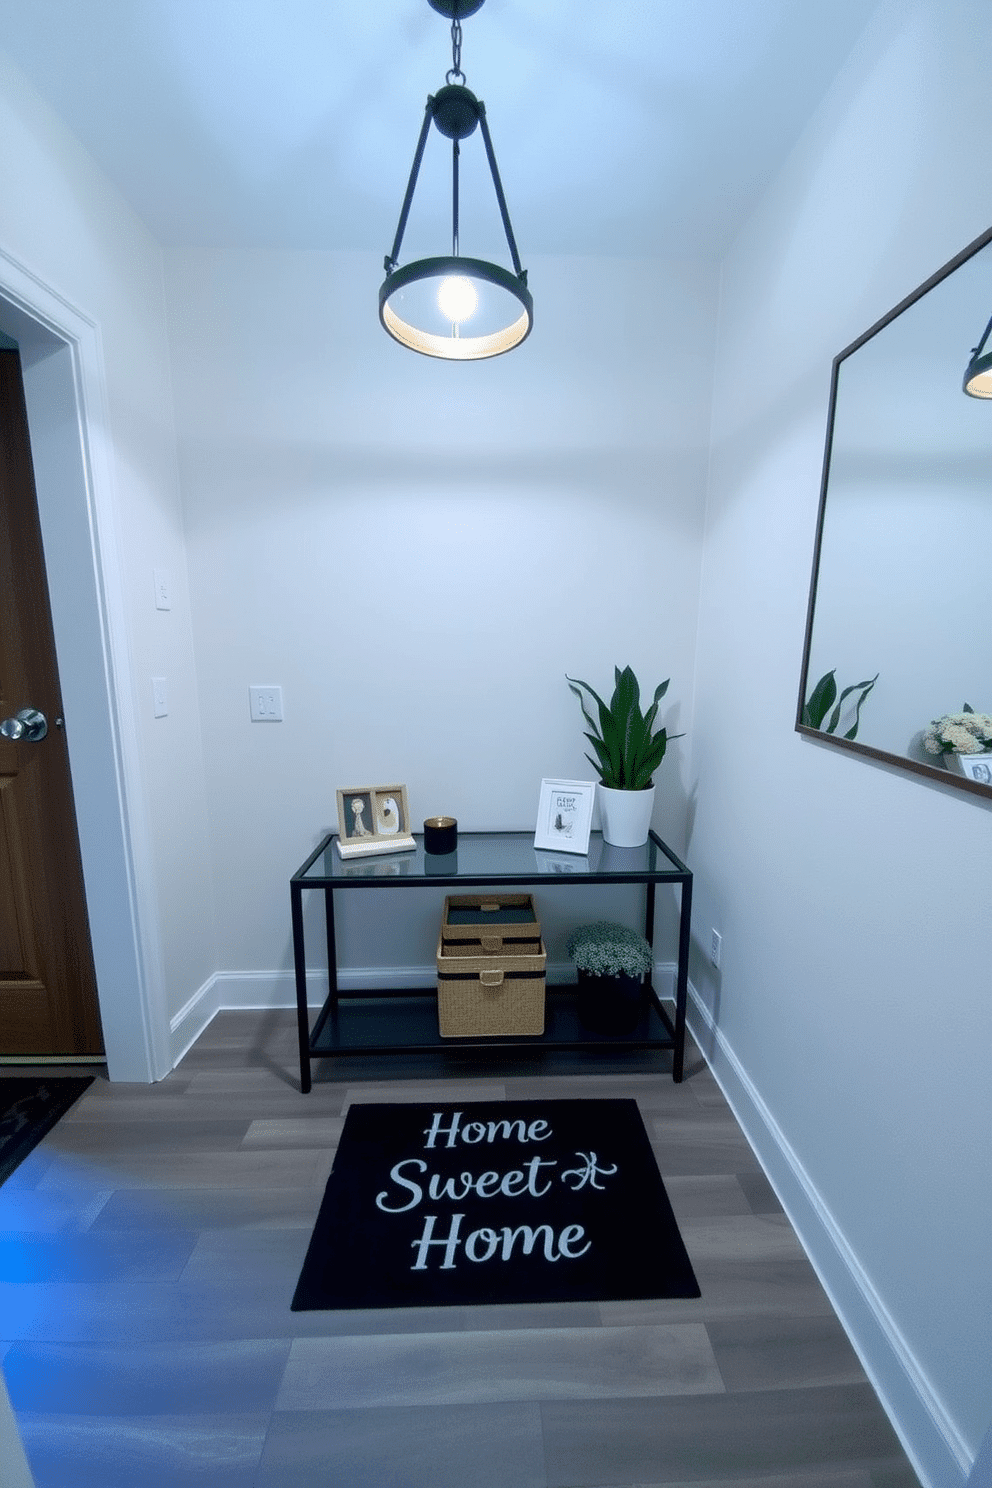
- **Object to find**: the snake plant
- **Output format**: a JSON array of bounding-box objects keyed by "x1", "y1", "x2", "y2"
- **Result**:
[
  {"x1": 803, "y1": 669, "x2": 878, "y2": 740},
  {"x1": 567, "y1": 665, "x2": 680, "y2": 791}
]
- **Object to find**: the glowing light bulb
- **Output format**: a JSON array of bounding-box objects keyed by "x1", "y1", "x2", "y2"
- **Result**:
[{"x1": 437, "y1": 275, "x2": 478, "y2": 324}]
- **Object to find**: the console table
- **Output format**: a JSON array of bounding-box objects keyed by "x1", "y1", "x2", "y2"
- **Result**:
[{"x1": 290, "y1": 829, "x2": 692, "y2": 1093}]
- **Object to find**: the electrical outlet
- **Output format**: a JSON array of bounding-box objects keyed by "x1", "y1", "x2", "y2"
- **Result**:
[
  {"x1": 710, "y1": 928, "x2": 722, "y2": 969},
  {"x1": 249, "y1": 685, "x2": 283, "y2": 722}
]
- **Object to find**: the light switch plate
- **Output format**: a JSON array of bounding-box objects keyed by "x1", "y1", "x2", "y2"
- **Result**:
[
  {"x1": 152, "y1": 677, "x2": 168, "y2": 718},
  {"x1": 249, "y1": 685, "x2": 283, "y2": 722}
]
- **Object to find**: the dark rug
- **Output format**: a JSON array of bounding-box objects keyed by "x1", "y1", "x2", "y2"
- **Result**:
[
  {"x1": 292, "y1": 1098, "x2": 699, "y2": 1311},
  {"x1": 0, "y1": 1077, "x2": 94, "y2": 1185}
]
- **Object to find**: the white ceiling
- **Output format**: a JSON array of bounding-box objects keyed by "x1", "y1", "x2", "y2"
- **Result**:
[{"x1": 0, "y1": 0, "x2": 880, "y2": 261}]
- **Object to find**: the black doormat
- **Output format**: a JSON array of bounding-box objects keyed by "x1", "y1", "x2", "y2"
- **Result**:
[
  {"x1": 292, "y1": 1098, "x2": 699, "y2": 1311},
  {"x1": 0, "y1": 1077, "x2": 94, "y2": 1186}
]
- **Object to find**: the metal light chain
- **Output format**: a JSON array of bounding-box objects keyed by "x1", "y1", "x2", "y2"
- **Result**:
[{"x1": 446, "y1": 18, "x2": 465, "y2": 83}]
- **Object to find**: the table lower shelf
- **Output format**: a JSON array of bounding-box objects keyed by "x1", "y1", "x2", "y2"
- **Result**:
[{"x1": 308, "y1": 984, "x2": 679, "y2": 1059}]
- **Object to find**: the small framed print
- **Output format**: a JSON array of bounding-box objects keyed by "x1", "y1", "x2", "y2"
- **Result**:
[
  {"x1": 534, "y1": 778, "x2": 595, "y2": 855},
  {"x1": 335, "y1": 784, "x2": 416, "y2": 859},
  {"x1": 957, "y1": 754, "x2": 992, "y2": 786}
]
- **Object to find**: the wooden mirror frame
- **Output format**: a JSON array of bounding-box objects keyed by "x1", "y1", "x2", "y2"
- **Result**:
[{"x1": 796, "y1": 224, "x2": 992, "y2": 801}]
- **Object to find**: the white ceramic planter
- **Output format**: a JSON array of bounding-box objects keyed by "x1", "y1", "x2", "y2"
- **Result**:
[
  {"x1": 943, "y1": 750, "x2": 992, "y2": 778},
  {"x1": 597, "y1": 784, "x2": 656, "y2": 848}
]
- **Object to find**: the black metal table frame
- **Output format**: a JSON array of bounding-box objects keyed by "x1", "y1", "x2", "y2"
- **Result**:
[{"x1": 290, "y1": 829, "x2": 692, "y2": 1093}]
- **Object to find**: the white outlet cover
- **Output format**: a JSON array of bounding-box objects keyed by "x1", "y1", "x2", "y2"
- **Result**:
[{"x1": 153, "y1": 567, "x2": 172, "y2": 610}]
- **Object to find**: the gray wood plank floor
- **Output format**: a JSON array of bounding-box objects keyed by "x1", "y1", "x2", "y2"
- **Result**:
[{"x1": 0, "y1": 1011, "x2": 921, "y2": 1488}]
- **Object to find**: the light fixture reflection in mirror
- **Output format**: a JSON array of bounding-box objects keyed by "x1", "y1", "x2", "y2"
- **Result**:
[
  {"x1": 963, "y1": 313, "x2": 992, "y2": 396},
  {"x1": 797, "y1": 224, "x2": 992, "y2": 799}
]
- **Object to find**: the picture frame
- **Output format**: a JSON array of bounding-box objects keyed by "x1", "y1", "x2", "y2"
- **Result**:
[
  {"x1": 335, "y1": 784, "x2": 416, "y2": 859},
  {"x1": 533, "y1": 778, "x2": 595, "y2": 855},
  {"x1": 956, "y1": 754, "x2": 992, "y2": 786}
]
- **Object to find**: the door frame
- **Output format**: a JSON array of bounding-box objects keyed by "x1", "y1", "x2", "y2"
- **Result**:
[{"x1": 0, "y1": 246, "x2": 166, "y2": 1082}]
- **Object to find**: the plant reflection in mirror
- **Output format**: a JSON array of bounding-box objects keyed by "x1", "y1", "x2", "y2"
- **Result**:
[{"x1": 803, "y1": 670, "x2": 878, "y2": 740}]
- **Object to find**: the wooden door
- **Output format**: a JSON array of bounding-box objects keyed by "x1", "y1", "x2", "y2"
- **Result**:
[{"x1": 0, "y1": 349, "x2": 103, "y2": 1056}]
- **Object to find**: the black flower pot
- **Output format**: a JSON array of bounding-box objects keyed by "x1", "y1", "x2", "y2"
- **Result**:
[{"x1": 576, "y1": 968, "x2": 645, "y2": 1035}]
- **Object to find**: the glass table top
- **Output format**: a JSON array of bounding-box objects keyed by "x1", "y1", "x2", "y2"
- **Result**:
[{"x1": 294, "y1": 830, "x2": 689, "y2": 886}]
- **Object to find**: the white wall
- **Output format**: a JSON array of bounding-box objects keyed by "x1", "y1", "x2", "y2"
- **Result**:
[
  {"x1": 0, "y1": 56, "x2": 216, "y2": 1073},
  {"x1": 165, "y1": 247, "x2": 717, "y2": 989},
  {"x1": 689, "y1": 2, "x2": 992, "y2": 1482}
]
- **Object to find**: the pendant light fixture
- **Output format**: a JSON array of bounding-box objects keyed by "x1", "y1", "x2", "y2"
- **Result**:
[
  {"x1": 963, "y1": 312, "x2": 992, "y2": 397},
  {"x1": 379, "y1": 0, "x2": 532, "y2": 360}
]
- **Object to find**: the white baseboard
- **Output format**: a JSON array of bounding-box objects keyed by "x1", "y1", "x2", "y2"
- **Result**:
[
  {"x1": 686, "y1": 983, "x2": 970, "y2": 1488},
  {"x1": 169, "y1": 960, "x2": 679, "y2": 1075}
]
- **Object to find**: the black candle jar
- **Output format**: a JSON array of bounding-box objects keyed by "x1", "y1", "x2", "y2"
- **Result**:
[{"x1": 423, "y1": 816, "x2": 457, "y2": 854}]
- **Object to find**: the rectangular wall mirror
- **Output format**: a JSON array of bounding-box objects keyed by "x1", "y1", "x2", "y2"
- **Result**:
[{"x1": 797, "y1": 225, "x2": 992, "y2": 800}]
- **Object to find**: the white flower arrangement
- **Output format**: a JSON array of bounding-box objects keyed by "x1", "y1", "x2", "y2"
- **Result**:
[
  {"x1": 921, "y1": 703, "x2": 992, "y2": 756},
  {"x1": 567, "y1": 921, "x2": 653, "y2": 979}
]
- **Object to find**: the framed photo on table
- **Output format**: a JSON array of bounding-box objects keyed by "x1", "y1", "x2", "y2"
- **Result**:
[
  {"x1": 335, "y1": 784, "x2": 416, "y2": 859},
  {"x1": 534, "y1": 778, "x2": 595, "y2": 855}
]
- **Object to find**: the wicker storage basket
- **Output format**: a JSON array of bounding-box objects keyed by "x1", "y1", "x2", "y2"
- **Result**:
[
  {"x1": 435, "y1": 932, "x2": 546, "y2": 1037},
  {"x1": 439, "y1": 893, "x2": 541, "y2": 955}
]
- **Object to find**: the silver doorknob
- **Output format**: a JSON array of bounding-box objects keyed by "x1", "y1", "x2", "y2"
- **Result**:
[{"x1": 0, "y1": 707, "x2": 48, "y2": 742}]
